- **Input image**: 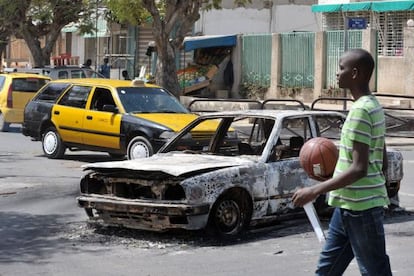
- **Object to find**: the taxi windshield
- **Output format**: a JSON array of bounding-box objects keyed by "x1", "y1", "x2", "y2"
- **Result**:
[{"x1": 116, "y1": 87, "x2": 189, "y2": 114}]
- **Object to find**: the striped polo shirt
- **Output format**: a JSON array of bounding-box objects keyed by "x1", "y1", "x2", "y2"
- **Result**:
[{"x1": 328, "y1": 95, "x2": 389, "y2": 211}]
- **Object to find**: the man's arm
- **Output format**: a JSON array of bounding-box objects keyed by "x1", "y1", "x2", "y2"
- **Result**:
[{"x1": 292, "y1": 140, "x2": 369, "y2": 207}]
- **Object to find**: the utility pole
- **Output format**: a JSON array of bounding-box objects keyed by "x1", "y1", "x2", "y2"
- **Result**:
[{"x1": 343, "y1": 15, "x2": 349, "y2": 111}]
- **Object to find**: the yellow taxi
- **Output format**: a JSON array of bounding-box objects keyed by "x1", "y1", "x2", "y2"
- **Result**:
[
  {"x1": 23, "y1": 78, "x2": 216, "y2": 159},
  {"x1": 0, "y1": 73, "x2": 50, "y2": 131}
]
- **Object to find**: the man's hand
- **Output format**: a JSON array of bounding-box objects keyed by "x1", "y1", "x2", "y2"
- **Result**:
[{"x1": 292, "y1": 187, "x2": 318, "y2": 207}]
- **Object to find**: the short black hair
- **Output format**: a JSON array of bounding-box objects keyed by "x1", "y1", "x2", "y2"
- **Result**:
[{"x1": 345, "y1": 48, "x2": 375, "y2": 81}]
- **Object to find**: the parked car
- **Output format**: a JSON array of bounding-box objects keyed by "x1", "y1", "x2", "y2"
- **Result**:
[
  {"x1": 17, "y1": 66, "x2": 105, "y2": 80},
  {"x1": 22, "y1": 78, "x2": 215, "y2": 159},
  {"x1": 77, "y1": 110, "x2": 403, "y2": 237},
  {"x1": 0, "y1": 73, "x2": 50, "y2": 131}
]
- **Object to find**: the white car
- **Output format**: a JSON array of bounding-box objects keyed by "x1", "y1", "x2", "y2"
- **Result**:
[{"x1": 77, "y1": 110, "x2": 403, "y2": 237}]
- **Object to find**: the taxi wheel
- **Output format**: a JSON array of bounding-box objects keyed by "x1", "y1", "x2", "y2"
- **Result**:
[
  {"x1": 127, "y1": 136, "x2": 153, "y2": 160},
  {"x1": 42, "y1": 127, "x2": 66, "y2": 159},
  {"x1": 0, "y1": 113, "x2": 10, "y2": 132}
]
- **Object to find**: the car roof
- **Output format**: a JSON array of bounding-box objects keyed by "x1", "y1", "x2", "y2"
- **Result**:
[
  {"x1": 48, "y1": 78, "x2": 161, "y2": 88},
  {"x1": 0, "y1": 72, "x2": 51, "y2": 80},
  {"x1": 195, "y1": 109, "x2": 346, "y2": 120}
]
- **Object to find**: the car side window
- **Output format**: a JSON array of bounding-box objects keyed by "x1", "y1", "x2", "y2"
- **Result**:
[
  {"x1": 71, "y1": 70, "x2": 85, "y2": 78},
  {"x1": 58, "y1": 71, "x2": 69, "y2": 79},
  {"x1": 90, "y1": 88, "x2": 115, "y2": 111},
  {"x1": 58, "y1": 85, "x2": 91, "y2": 108},
  {"x1": 269, "y1": 117, "x2": 310, "y2": 161},
  {"x1": 0, "y1": 76, "x2": 5, "y2": 90},
  {"x1": 314, "y1": 115, "x2": 344, "y2": 140},
  {"x1": 34, "y1": 83, "x2": 71, "y2": 102}
]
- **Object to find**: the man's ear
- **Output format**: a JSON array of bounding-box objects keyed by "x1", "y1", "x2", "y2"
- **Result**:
[{"x1": 352, "y1": 67, "x2": 358, "y2": 79}]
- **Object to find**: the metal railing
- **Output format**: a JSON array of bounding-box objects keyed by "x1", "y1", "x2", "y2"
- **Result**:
[
  {"x1": 187, "y1": 95, "x2": 414, "y2": 138},
  {"x1": 311, "y1": 95, "x2": 414, "y2": 138}
]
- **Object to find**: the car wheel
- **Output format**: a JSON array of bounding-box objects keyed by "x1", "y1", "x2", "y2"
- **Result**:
[
  {"x1": 314, "y1": 194, "x2": 333, "y2": 217},
  {"x1": 127, "y1": 136, "x2": 153, "y2": 159},
  {"x1": 0, "y1": 113, "x2": 10, "y2": 132},
  {"x1": 386, "y1": 181, "x2": 400, "y2": 199},
  {"x1": 208, "y1": 191, "x2": 251, "y2": 238},
  {"x1": 42, "y1": 127, "x2": 66, "y2": 159}
]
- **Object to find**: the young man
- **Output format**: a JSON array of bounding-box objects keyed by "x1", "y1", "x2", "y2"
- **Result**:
[
  {"x1": 82, "y1": 59, "x2": 92, "y2": 69},
  {"x1": 99, "y1": 57, "x2": 110, "y2": 78},
  {"x1": 292, "y1": 48, "x2": 392, "y2": 275}
]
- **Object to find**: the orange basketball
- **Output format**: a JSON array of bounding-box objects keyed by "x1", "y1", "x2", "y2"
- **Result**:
[{"x1": 299, "y1": 137, "x2": 339, "y2": 181}]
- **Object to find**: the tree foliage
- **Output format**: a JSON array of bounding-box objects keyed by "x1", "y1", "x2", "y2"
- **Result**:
[
  {"x1": 0, "y1": 0, "x2": 95, "y2": 67},
  {"x1": 0, "y1": 1, "x2": 29, "y2": 66},
  {"x1": 106, "y1": 0, "x2": 250, "y2": 96}
]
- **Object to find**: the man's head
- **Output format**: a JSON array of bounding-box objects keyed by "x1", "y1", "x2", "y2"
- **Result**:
[
  {"x1": 337, "y1": 48, "x2": 374, "y2": 89},
  {"x1": 103, "y1": 57, "x2": 109, "y2": 64}
]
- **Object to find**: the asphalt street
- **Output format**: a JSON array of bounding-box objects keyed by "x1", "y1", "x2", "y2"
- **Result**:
[{"x1": 0, "y1": 126, "x2": 414, "y2": 276}]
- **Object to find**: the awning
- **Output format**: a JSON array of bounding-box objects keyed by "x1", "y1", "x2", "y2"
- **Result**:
[
  {"x1": 183, "y1": 35, "x2": 237, "y2": 52},
  {"x1": 312, "y1": 1, "x2": 414, "y2": 13}
]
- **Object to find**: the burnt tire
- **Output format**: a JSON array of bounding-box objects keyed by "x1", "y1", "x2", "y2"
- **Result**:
[
  {"x1": 127, "y1": 136, "x2": 153, "y2": 159},
  {"x1": 314, "y1": 194, "x2": 333, "y2": 217},
  {"x1": 0, "y1": 113, "x2": 10, "y2": 132},
  {"x1": 108, "y1": 153, "x2": 126, "y2": 160},
  {"x1": 386, "y1": 181, "x2": 400, "y2": 199},
  {"x1": 208, "y1": 191, "x2": 251, "y2": 238},
  {"x1": 42, "y1": 127, "x2": 66, "y2": 159}
]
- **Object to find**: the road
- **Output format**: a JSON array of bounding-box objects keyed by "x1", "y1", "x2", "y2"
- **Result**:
[{"x1": 1, "y1": 126, "x2": 414, "y2": 276}]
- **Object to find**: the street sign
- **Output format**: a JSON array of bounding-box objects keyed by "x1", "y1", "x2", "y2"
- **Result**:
[{"x1": 348, "y1": 18, "x2": 367, "y2": 29}]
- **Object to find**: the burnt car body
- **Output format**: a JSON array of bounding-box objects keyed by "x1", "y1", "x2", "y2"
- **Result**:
[{"x1": 77, "y1": 110, "x2": 404, "y2": 237}]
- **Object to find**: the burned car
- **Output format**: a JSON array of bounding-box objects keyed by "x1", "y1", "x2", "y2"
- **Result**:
[{"x1": 77, "y1": 110, "x2": 403, "y2": 237}]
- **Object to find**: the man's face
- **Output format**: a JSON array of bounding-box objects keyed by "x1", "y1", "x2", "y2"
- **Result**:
[{"x1": 336, "y1": 54, "x2": 355, "y2": 89}]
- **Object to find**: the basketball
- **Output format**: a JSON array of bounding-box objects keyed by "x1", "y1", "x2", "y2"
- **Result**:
[{"x1": 299, "y1": 137, "x2": 339, "y2": 181}]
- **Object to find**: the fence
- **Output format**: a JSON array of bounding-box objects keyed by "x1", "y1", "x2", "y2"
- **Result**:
[
  {"x1": 280, "y1": 32, "x2": 315, "y2": 88},
  {"x1": 325, "y1": 30, "x2": 363, "y2": 89},
  {"x1": 241, "y1": 34, "x2": 272, "y2": 88}
]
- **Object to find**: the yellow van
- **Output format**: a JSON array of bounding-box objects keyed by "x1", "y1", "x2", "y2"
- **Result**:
[{"x1": 0, "y1": 73, "x2": 50, "y2": 131}]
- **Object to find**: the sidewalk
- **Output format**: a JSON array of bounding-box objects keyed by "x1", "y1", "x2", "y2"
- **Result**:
[{"x1": 386, "y1": 136, "x2": 414, "y2": 147}]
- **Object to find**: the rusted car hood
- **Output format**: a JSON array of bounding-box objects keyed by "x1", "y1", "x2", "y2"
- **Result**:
[{"x1": 82, "y1": 153, "x2": 255, "y2": 177}]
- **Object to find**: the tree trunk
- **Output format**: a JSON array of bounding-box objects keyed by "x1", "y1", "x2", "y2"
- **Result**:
[
  {"x1": 0, "y1": 41, "x2": 8, "y2": 67},
  {"x1": 156, "y1": 39, "x2": 181, "y2": 97},
  {"x1": 20, "y1": 31, "x2": 48, "y2": 67},
  {"x1": 19, "y1": 24, "x2": 62, "y2": 67}
]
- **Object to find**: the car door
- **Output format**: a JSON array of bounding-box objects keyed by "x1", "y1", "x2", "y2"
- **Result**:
[
  {"x1": 264, "y1": 116, "x2": 314, "y2": 216},
  {"x1": 10, "y1": 77, "x2": 49, "y2": 112},
  {"x1": 52, "y1": 85, "x2": 91, "y2": 143},
  {"x1": 82, "y1": 87, "x2": 122, "y2": 149}
]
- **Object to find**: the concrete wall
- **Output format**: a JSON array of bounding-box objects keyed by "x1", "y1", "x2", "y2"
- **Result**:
[
  {"x1": 268, "y1": 25, "x2": 414, "y2": 102},
  {"x1": 272, "y1": 5, "x2": 320, "y2": 33},
  {"x1": 377, "y1": 57, "x2": 405, "y2": 94},
  {"x1": 195, "y1": 8, "x2": 271, "y2": 35},
  {"x1": 194, "y1": 1, "x2": 318, "y2": 36}
]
